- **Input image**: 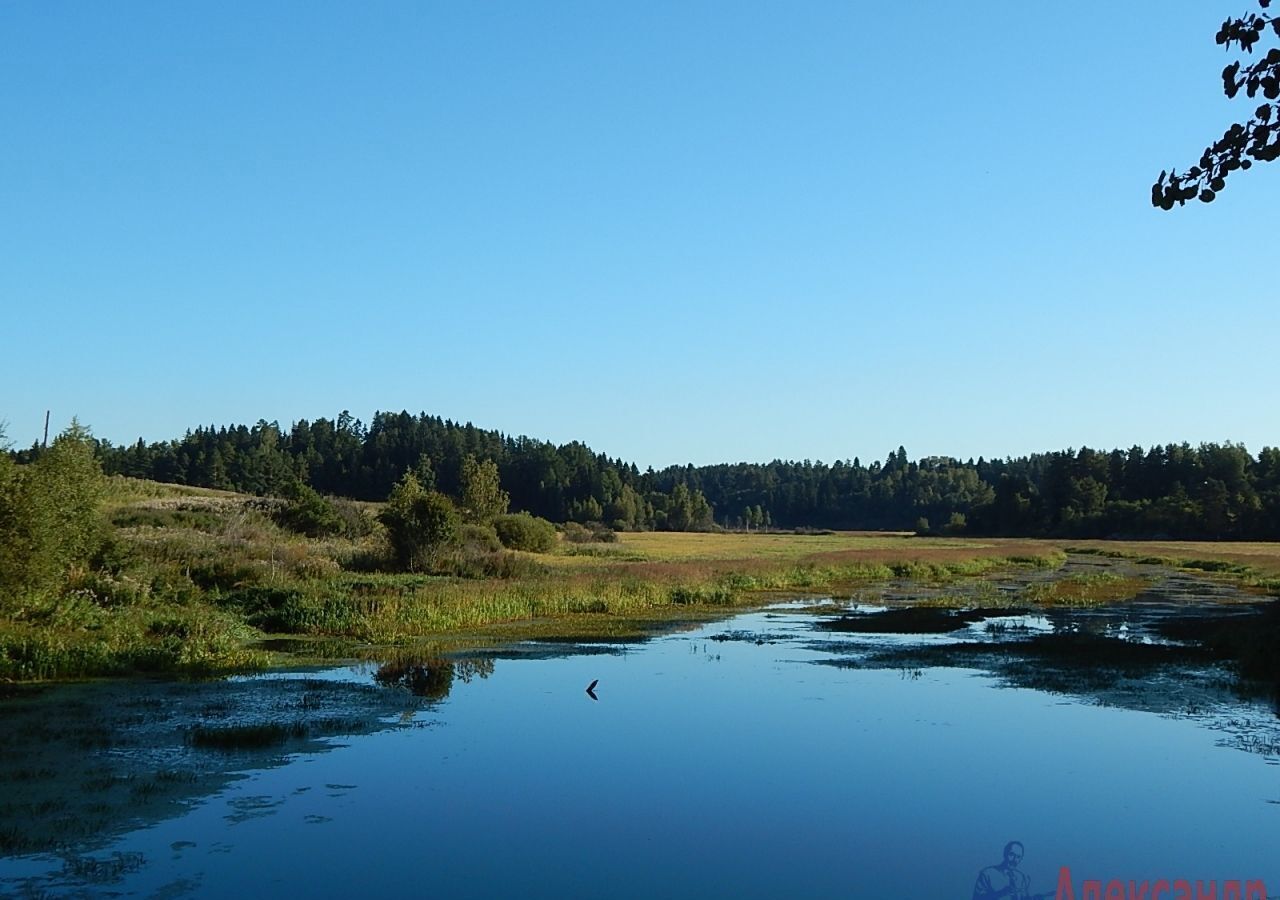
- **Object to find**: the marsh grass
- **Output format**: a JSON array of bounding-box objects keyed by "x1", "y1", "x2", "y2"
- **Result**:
[
  {"x1": 221, "y1": 544, "x2": 1068, "y2": 645},
  {"x1": 0, "y1": 477, "x2": 1193, "y2": 682},
  {"x1": 1069, "y1": 542, "x2": 1280, "y2": 594},
  {"x1": 1020, "y1": 572, "x2": 1152, "y2": 606},
  {"x1": 558, "y1": 545, "x2": 648, "y2": 561},
  {"x1": 0, "y1": 532, "x2": 1074, "y2": 677}
]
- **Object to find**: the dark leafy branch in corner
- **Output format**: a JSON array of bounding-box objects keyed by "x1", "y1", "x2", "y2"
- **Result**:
[{"x1": 1153, "y1": 0, "x2": 1280, "y2": 208}]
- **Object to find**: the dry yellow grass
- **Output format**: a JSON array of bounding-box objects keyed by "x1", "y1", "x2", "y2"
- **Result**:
[{"x1": 542, "y1": 531, "x2": 1065, "y2": 577}]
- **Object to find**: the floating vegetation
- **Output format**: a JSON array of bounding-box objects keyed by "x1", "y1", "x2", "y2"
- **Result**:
[
  {"x1": 188, "y1": 716, "x2": 370, "y2": 750},
  {"x1": 0, "y1": 675, "x2": 415, "y2": 855},
  {"x1": 708, "y1": 630, "x2": 774, "y2": 644},
  {"x1": 819, "y1": 606, "x2": 1028, "y2": 634},
  {"x1": 1152, "y1": 601, "x2": 1280, "y2": 689},
  {"x1": 1020, "y1": 572, "x2": 1151, "y2": 606},
  {"x1": 828, "y1": 631, "x2": 1218, "y2": 697},
  {"x1": 62, "y1": 851, "x2": 146, "y2": 883},
  {"x1": 188, "y1": 722, "x2": 308, "y2": 750}
]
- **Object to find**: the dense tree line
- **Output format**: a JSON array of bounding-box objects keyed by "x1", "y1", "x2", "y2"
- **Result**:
[
  {"x1": 14, "y1": 412, "x2": 1278, "y2": 539},
  {"x1": 660, "y1": 448, "x2": 995, "y2": 533},
  {"x1": 970, "y1": 443, "x2": 1280, "y2": 540},
  {"x1": 69, "y1": 411, "x2": 713, "y2": 533},
  {"x1": 671, "y1": 443, "x2": 1280, "y2": 540}
]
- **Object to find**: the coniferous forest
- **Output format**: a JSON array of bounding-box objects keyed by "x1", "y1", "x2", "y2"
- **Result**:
[{"x1": 13, "y1": 410, "x2": 1273, "y2": 541}]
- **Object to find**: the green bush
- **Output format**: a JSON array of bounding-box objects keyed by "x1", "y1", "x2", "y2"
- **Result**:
[
  {"x1": 559, "y1": 521, "x2": 617, "y2": 544},
  {"x1": 560, "y1": 522, "x2": 591, "y2": 543},
  {"x1": 0, "y1": 422, "x2": 106, "y2": 603},
  {"x1": 219, "y1": 585, "x2": 305, "y2": 631},
  {"x1": 330, "y1": 497, "x2": 375, "y2": 538},
  {"x1": 460, "y1": 523, "x2": 502, "y2": 554},
  {"x1": 276, "y1": 482, "x2": 344, "y2": 538},
  {"x1": 378, "y1": 474, "x2": 460, "y2": 572},
  {"x1": 493, "y1": 513, "x2": 557, "y2": 553}
]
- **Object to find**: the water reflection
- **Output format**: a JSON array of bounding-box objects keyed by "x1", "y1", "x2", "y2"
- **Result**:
[
  {"x1": 372, "y1": 656, "x2": 495, "y2": 700},
  {"x1": 0, "y1": 675, "x2": 418, "y2": 858},
  {"x1": 2, "y1": 599, "x2": 1278, "y2": 897},
  {"x1": 812, "y1": 598, "x2": 1280, "y2": 718}
]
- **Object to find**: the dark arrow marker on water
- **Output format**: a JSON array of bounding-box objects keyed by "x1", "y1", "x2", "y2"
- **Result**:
[{"x1": 585, "y1": 679, "x2": 599, "y2": 701}]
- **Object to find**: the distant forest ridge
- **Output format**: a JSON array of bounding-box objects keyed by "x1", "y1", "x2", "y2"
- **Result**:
[{"x1": 19, "y1": 410, "x2": 1280, "y2": 540}]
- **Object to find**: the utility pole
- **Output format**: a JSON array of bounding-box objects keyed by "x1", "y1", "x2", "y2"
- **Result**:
[{"x1": 43, "y1": 410, "x2": 50, "y2": 448}]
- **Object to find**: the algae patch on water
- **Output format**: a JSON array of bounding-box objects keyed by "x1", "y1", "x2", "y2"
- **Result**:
[{"x1": 0, "y1": 674, "x2": 423, "y2": 855}]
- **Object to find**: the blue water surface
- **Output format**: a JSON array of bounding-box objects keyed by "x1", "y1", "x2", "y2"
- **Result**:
[{"x1": 2, "y1": 603, "x2": 1277, "y2": 898}]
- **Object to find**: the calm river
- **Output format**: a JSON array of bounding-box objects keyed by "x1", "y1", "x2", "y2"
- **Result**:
[{"x1": 2, "y1": 600, "x2": 1277, "y2": 898}]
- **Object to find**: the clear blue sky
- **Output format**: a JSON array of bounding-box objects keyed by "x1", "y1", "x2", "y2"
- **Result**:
[{"x1": 2, "y1": 2, "x2": 1276, "y2": 469}]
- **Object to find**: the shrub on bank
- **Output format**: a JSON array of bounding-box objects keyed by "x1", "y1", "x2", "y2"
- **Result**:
[
  {"x1": 459, "y1": 523, "x2": 502, "y2": 555},
  {"x1": 378, "y1": 474, "x2": 460, "y2": 572},
  {"x1": 276, "y1": 483, "x2": 344, "y2": 538},
  {"x1": 493, "y1": 513, "x2": 557, "y2": 553},
  {"x1": 559, "y1": 521, "x2": 617, "y2": 544}
]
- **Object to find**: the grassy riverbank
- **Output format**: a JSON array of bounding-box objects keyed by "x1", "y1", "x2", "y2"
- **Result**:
[{"x1": 2, "y1": 477, "x2": 1277, "y2": 682}]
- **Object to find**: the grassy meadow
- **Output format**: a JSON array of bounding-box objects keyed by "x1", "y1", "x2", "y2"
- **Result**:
[{"x1": 1, "y1": 475, "x2": 1277, "y2": 682}]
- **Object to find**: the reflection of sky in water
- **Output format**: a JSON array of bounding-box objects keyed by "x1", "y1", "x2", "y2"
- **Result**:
[{"x1": 3, "y1": 604, "x2": 1278, "y2": 898}]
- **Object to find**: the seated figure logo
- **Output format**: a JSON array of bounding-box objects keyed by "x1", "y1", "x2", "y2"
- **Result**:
[{"x1": 973, "y1": 841, "x2": 1053, "y2": 900}]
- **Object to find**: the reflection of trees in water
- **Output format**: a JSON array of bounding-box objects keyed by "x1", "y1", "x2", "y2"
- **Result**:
[
  {"x1": 455, "y1": 657, "x2": 495, "y2": 683},
  {"x1": 374, "y1": 657, "x2": 494, "y2": 700}
]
